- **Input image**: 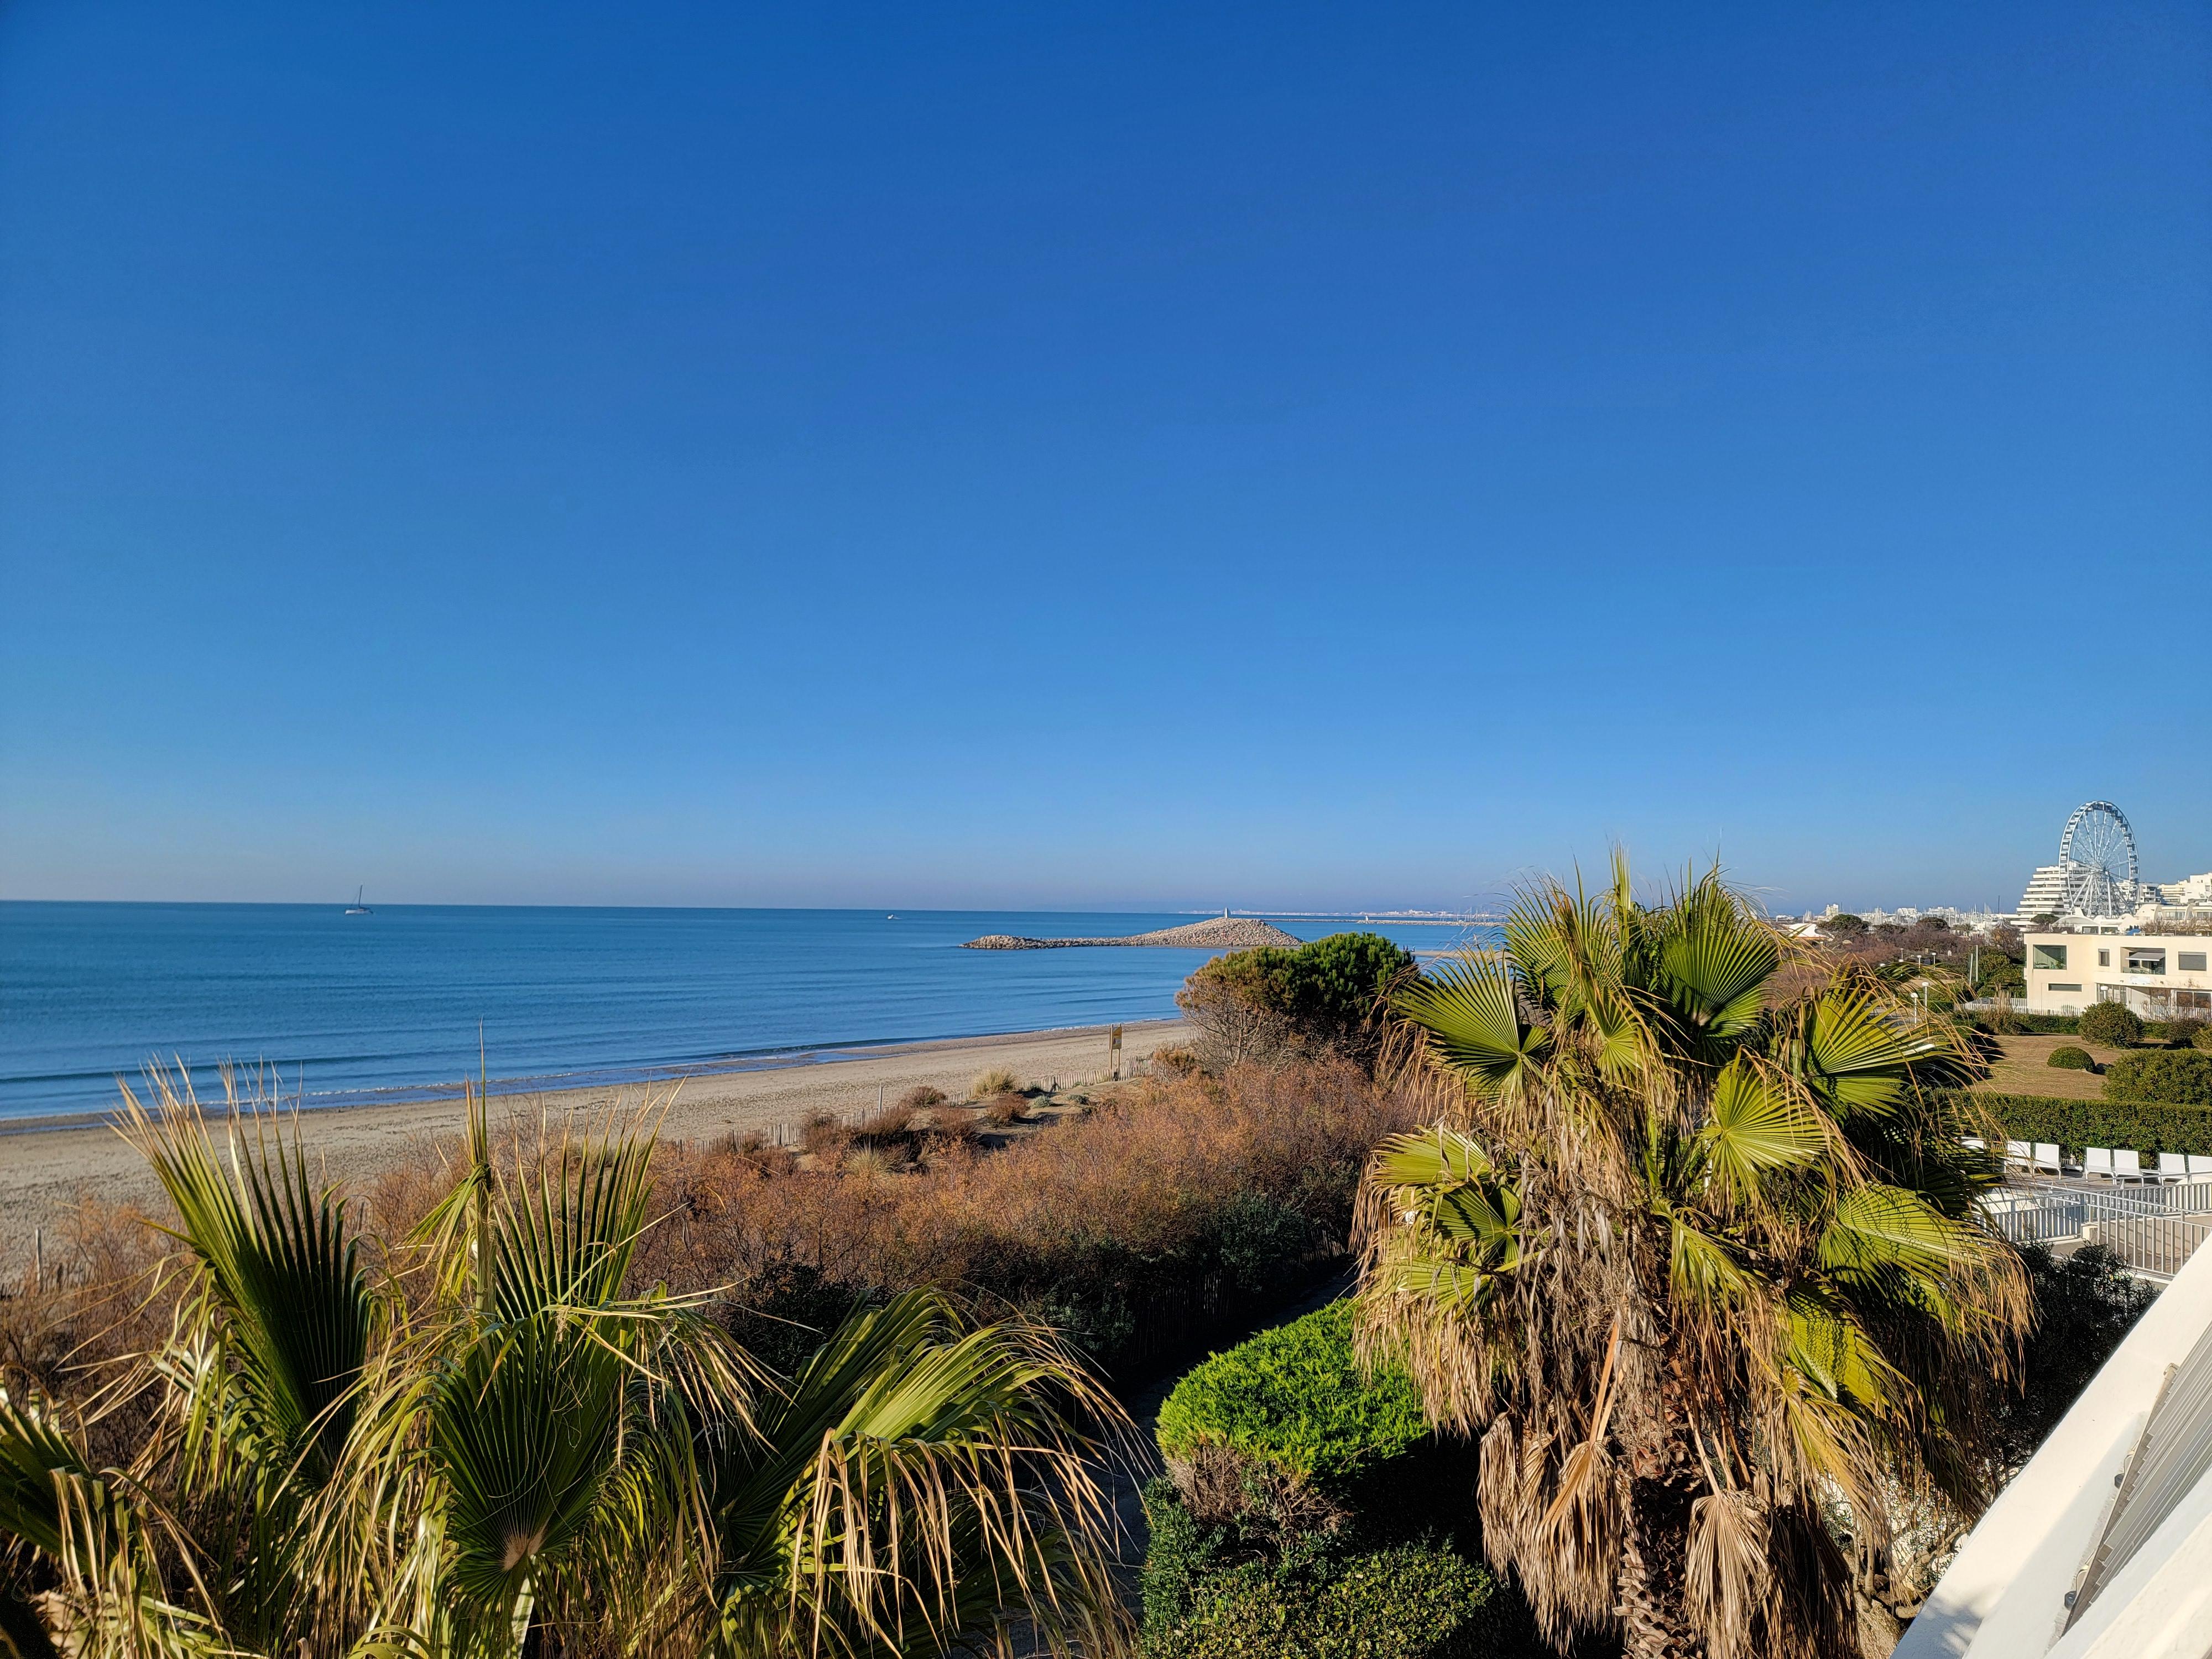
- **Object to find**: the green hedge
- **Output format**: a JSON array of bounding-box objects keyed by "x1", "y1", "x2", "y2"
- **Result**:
[
  {"x1": 1966, "y1": 1011, "x2": 2083, "y2": 1035},
  {"x1": 1958, "y1": 1091, "x2": 2212, "y2": 1157},
  {"x1": 1155, "y1": 1301, "x2": 1429, "y2": 1489},
  {"x1": 1144, "y1": 1527, "x2": 1515, "y2": 1659},
  {"x1": 2106, "y1": 1051, "x2": 2212, "y2": 1108}
]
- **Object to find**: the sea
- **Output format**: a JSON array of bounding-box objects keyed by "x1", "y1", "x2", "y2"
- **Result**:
[{"x1": 0, "y1": 904, "x2": 1495, "y2": 1123}]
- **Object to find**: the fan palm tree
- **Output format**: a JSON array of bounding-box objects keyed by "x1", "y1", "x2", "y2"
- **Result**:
[
  {"x1": 1358, "y1": 863, "x2": 2027, "y2": 1659},
  {"x1": 0, "y1": 1070, "x2": 1131, "y2": 1658}
]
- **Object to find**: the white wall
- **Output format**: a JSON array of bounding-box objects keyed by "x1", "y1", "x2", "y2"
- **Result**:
[{"x1": 2022, "y1": 932, "x2": 2212, "y2": 1016}]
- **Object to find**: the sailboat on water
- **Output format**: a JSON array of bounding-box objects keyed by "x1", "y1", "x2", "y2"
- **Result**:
[{"x1": 345, "y1": 886, "x2": 373, "y2": 915}]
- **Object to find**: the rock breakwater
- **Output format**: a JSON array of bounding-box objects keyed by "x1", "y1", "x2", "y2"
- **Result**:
[{"x1": 962, "y1": 917, "x2": 1305, "y2": 951}]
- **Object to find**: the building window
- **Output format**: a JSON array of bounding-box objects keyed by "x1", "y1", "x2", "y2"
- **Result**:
[
  {"x1": 2182, "y1": 989, "x2": 2212, "y2": 1012},
  {"x1": 2032, "y1": 945, "x2": 2069, "y2": 971},
  {"x1": 2047, "y1": 983, "x2": 2082, "y2": 992},
  {"x1": 2182, "y1": 952, "x2": 2208, "y2": 973},
  {"x1": 2127, "y1": 949, "x2": 2167, "y2": 975},
  {"x1": 2098, "y1": 950, "x2": 2111, "y2": 966}
]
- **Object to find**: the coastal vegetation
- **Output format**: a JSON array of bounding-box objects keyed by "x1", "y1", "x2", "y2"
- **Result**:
[
  {"x1": 0, "y1": 1073, "x2": 1129, "y2": 1658},
  {"x1": 7, "y1": 912, "x2": 2206, "y2": 1658},
  {"x1": 0, "y1": 1052, "x2": 1415, "y2": 1656},
  {"x1": 1177, "y1": 932, "x2": 1417, "y2": 1074},
  {"x1": 1359, "y1": 864, "x2": 2030, "y2": 1658},
  {"x1": 2046, "y1": 1045, "x2": 2096, "y2": 1071},
  {"x1": 1141, "y1": 1302, "x2": 1538, "y2": 1658}
]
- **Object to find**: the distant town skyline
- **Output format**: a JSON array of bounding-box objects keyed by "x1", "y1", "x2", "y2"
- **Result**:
[{"x1": 3, "y1": 2, "x2": 2206, "y2": 911}]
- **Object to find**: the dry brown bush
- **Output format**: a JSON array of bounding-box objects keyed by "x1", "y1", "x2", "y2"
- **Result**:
[
  {"x1": 899, "y1": 1084, "x2": 948, "y2": 1111},
  {"x1": 799, "y1": 1110, "x2": 852, "y2": 1158},
  {"x1": 1151, "y1": 1045, "x2": 1202, "y2": 1077},
  {"x1": 628, "y1": 1057, "x2": 1414, "y2": 1365},
  {"x1": 981, "y1": 1091, "x2": 1029, "y2": 1126}
]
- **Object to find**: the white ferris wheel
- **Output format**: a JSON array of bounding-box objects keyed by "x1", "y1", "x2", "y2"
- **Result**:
[{"x1": 2059, "y1": 800, "x2": 2139, "y2": 917}]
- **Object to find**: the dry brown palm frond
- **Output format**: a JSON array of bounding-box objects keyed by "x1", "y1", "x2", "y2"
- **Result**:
[{"x1": 1684, "y1": 1484, "x2": 1772, "y2": 1659}]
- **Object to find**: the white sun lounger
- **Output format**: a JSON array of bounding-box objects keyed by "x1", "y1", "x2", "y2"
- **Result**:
[
  {"x1": 2192, "y1": 1154, "x2": 2212, "y2": 1180},
  {"x1": 2007, "y1": 1140, "x2": 2033, "y2": 1166},
  {"x1": 2112, "y1": 1150, "x2": 2150, "y2": 1184},
  {"x1": 1961, "y1": 1135, "x2": 1986, "y2": 1151},
  {"x1": 2034, "y1": 1142, "x2": 2065, "y2": 1175},
  {"x1": 2159, "y1": 1152, "x2": 2191, "y2": 1181},
  {"x1": 2083, "y1": 1147, "x2": 2115, "y2": 1179}
]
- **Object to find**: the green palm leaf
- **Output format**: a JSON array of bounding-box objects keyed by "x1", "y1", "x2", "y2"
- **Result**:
[
  {"x1": 123, "y1": 1076, "x2": 371, "y2": 1483},
  {"x1": 1817, "y1": 1184, "x2": 1982, "y2": 1290},
  {"x1": 1657, "y1": 881, "x2": 1777, "y2": 1041},
  {"x1": 430, "y1": 1313, "x2": 629, "y2": 1619},
  {"x1": 1698, "y1": 1059, "x2": 1824, "y2": 1201},
  {"x1": 1392, "y1": 957, "x2": 1547, "y2": 1098},
  {"x1": 1796, "y1": 987, "x2": 1975, "y2": 1115},
  {"x1": 711, "y1": 1291, "x2": 1128, "y2": 1656}
]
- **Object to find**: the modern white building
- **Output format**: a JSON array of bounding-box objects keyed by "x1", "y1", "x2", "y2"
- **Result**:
[
  {"x1": 2022, "y1": 931, "x2": 2212, "y2": 1018},
  {"x1": 1896, "y1": 1227, "x2": 2212, "y2": 1659}
]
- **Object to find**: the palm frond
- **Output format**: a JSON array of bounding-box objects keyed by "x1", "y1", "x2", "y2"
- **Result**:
[
  {"x1": 121, "y1": 1068, "x2": 372, "y2": 1486},
  {"x1": 1655, "y1": 874, "x2": 1778, "y2": 1045},
  {"x1": 1391, "y1": 957, "x2": 1548, "y2": 1100},
  {"x1": 1697, "y1": 1058, "x2": 1824, "y2": 1202}
]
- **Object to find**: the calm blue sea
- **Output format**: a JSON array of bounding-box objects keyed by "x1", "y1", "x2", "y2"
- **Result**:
[{"x1": 0, "y1": 904, "x2": 1490, "y2": 1121}]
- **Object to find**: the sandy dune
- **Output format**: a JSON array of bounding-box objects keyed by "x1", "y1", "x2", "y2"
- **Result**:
[{"x1": 0, "y1": 1019, "x2": 1186, "y2": 1272}]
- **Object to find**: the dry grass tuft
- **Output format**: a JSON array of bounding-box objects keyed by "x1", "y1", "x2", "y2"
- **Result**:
[{"x1": 971, "y1": 1066, "x2": 1021, "y2": 1099}]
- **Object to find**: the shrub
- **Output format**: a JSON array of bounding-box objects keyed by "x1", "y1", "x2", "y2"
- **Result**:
[
  {"x1": 1144, "y1": 1530, "x2": 1516, "y2": 1659},
  {"x1": 2199, "y1": 1025, "x2": 2212, "y2": 1055},
  {"x1": 1156, "y1": 1301, "x2": 1427, "y2": 1490},
  {"x1": 981, "y1": 1091, "x2": 1029, "y2": 1126},
  {"x1": 1955, "y1": 1091, "x2": 2212, "y2": 1157},
  {"x1": 2079, "y1": 1002, "x2": 2145, "y2": 1048},
  {"x1": 2047, "y1": 1046, "x2": 2096, "y2": 1072},
  {"x1": 971, "y1": 1066, "x2": 1021, "y2": 1098},
  {"x1": 1151, "y1": 1046, "x2": 1203, "y2": 1077},
  {"x1": 1178, "y1": 932, "x2": 1417, "y2": 1072},
  {"x1": 799, "y1": 1111, "x2": 850, "y2": 1156},
  {"x1": 898, "y1": 1084, "x2": 948, "y2": 1111},
  {"x1": 2105, "y1": 1050, "x2": 2212, "y2": 1108},
  {"x1": 1961, "y1": 1010, "x2": 2080, "y2": 1036},
  {"x1": 853, "y1": 1104, "x2": 915, "y2": 1141},
  {"x1": 1995, "y1": 1244, "x2": 2157, "y2": 1472},
  {"x1": 625, "y1": 1060, "x2": 1412, "y2": 1375}
]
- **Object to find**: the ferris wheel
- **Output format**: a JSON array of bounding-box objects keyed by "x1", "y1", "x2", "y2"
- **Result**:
[{"x1": 2059, "y1": 800, "x2": 2139, "y2": 916}]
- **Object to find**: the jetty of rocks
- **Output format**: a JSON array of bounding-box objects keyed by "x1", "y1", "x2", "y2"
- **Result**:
[{"x1": 962, "y1": 917, "x2": 1306, "y2": 951}]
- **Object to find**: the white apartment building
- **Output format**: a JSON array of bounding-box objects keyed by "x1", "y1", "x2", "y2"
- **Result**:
[{"x1": 2022, "y1": 931, "x2": 2212, "y2": 1018}]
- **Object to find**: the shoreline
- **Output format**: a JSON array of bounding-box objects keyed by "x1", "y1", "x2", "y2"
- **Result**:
[
  {"x1": 0, "y1": 1020, "x2": 1183, "y2": 1137},
  {"x1": 0, "y1": 1017, "x2": 1187, "y2": 1271}
]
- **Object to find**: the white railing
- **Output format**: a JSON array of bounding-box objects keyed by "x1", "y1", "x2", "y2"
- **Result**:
[{"x1": 1984, "y1": 1180, "x2": 2212, "y2": 1280}]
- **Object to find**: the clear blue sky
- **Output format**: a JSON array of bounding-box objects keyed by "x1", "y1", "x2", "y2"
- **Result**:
[{"x1": 2, "y1": 2, "x2": 2206, "y2": 914}]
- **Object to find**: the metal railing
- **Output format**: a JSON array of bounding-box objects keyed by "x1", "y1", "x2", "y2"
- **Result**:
[{"x1": 1984, "y1": 1179, "x2": 2212, "y2": 1280}]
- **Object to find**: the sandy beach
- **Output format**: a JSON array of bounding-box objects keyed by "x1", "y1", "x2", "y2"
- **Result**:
[{"x1": 0, "y1": 1019, "x2": 1186, "y2": 1271}]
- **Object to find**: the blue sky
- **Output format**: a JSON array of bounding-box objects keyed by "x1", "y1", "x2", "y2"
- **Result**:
[{"x1": 2, "y1": 1, "x2": 2206, "y2": 914}]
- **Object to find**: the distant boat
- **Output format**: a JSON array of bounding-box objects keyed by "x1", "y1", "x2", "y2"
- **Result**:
[{"x1": 345, "y1": 887, "x2": 372, "y2": 915}]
